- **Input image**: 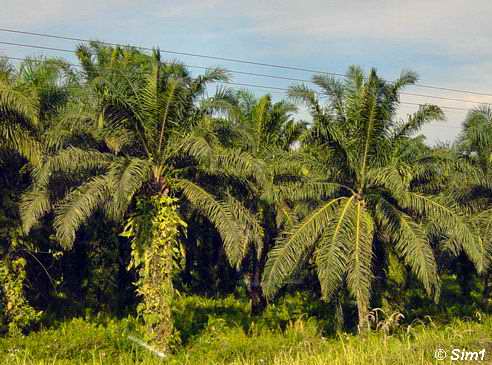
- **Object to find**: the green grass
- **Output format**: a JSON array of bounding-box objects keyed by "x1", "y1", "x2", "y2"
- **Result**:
[{"x1": 1, "y1": 296, "x2": 491, "y2": 364}]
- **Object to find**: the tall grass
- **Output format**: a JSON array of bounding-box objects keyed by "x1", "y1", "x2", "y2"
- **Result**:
[{"x1": 1, "y1": 297, "x2": 491, "y2": 364}]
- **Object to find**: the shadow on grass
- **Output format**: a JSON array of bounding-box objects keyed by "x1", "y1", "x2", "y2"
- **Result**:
[{"x1": 173, "y1": 297, "x2": 251, "y2": 345}]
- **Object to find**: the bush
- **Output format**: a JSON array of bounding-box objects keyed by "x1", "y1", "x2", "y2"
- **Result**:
[{"x1": 0, "y1": 316, "x2": 143, "y2": 363}]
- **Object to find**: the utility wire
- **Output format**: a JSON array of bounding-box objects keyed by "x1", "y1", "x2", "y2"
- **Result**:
[
  {"x1": 0, "y1": 52, "x2": 473, "y2": 112},
  {"x1": 396, "y1": 101, "x2": 468, "y2": 112},
  {"x1": 1, "y1": 27, "x2": 492, "y2": 98},
  {"x1": 0, "y1": 27, "x2": 347, "y2": 77},
  {"x1": 0, "y1": 54, "x2": 299, "y2": 96},
  {"x1": 1, "y1": 55, "x2": 467, "y2": 129},
  {"x1": 0, "y1": 42, "x2": 488, "y2": 108},
  {"x1": 1, "y1": 53, "x2": 475, "y2": 114}
]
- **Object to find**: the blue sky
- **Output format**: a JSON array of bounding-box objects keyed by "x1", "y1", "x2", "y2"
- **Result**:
[{"x1": 2, "y1": 0, "x2": 492, "y2": 144}]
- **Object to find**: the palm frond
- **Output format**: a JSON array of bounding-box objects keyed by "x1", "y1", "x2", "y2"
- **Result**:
[
  {"x1": 346, "y1": 200, "x2": 374, "y2": 314},
  {"x1": 53, "y1": 175, "x2": 112, "y2": 247},
  {"x1": 288, "y1": 84, "x2": 323, "y2": 117},
  {"x1": 402, "y1": 192, "x2": 488, "y2": 272},
  {"x1": 210, "y1": 148, "x2": 266, "y2": 183},
  {"x1": 0, "y1": 78, "x2": 39, "y2": 126},
  {"x1": 393, "y1": 105, "x2": 444, "y2": 140},
  {"x1": 316, "y1": 196, "x2": 356, "y2": 299},
  {"x1": 272, "y1": 181, "x2": 344, "y2": 202},
  {"x1": 20, "y1": 190, "x2": 52, "y2": 233},
  {"x1": 262, "y1": 197, "x2": 346, "y2": 298},
  {"x1": 173, "y1": 178, "x2": 244, "y2": 266},
  {"x1": 224, "y1": 194, "x2": 264, "y2": 266},
  {"x1": 33, "y1": 147, "x2": 112, "y2": 189},
  {"x1": 395, "y1": 212, "x2": 439, "y2": 296},
  {"x1": 0, "y1": 123, "x2": 42, "y2": 165},
  {"x1": 105, "y1": 158, "x2": 152, "y2": 221}
]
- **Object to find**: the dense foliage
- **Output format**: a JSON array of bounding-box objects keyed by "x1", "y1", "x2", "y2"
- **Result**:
[{"x1": 0, "y1": 44, "x2": 491, "y2": 357}]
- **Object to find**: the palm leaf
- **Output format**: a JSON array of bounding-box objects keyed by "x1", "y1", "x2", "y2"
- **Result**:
[
  {"x1": 53, "y1": 175, "x2": 112, "y2": 247},
  {"x1": 316, "y1": 196, "x2": 356, "y2": 299},
  {"x1": 262, "y1": 197, "x2": 346, "y2": 298},
  {"x1": 346, "y1": 200, "x2": 374, "y2": 317},
  {"x1": 402, "y1": 192, "x2": 487, "y2": 272},
  {"x1": 172, "y1": 178, "x2": 244, "y2": 266},
  {"x1": 20, "y1": 190, "x2": 52, "y2": 233}
]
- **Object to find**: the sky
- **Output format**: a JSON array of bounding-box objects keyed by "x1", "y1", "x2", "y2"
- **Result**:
[{"x1": 1, "y1": 0, "x2": 492, "y2": 144}]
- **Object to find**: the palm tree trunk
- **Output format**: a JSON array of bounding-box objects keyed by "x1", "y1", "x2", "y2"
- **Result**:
[
  {"x1": 482, "y1": 271, "x2": 491, "y2": 311},
  {"x1": 127, "y1": 194, "x2": 184, "y2": 353},
  {"x1": 248, "y1": 207, "x2": 278, "y2": 316},
  {"x1": 334, "y1": 291, "x2": 345, "y2": 332},
  {"x1": 146, "y1": 245, "x2": 174, "y2": 349},
  {"x1": 248, "y1": 209, "x2": 276, "y2": 316},
  {"x1": 250, "y1": 260, "x2": 267, "y2": 315},
  {"x1": 357, "y1": 298, "x2": 370, "y2": 333}
]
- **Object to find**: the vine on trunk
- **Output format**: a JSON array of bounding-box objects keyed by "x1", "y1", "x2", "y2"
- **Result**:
[
  {"x1": 0, "y1": 250, "x2": 42, "y2": 336},
  {"x1": 122, "y1": 195, "x2": 186, "y2": 352}
]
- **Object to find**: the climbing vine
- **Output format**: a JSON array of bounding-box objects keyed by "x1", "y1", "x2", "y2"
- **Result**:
[
  {"x1": 0, "y1": 237, "x2": 42, "y2": 336},
  {"x1": 122, "y1": 195, "x2": 186, "y2": 352}
]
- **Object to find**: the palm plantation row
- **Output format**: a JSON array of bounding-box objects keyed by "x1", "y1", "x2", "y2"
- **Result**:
[{"x1": 1, "y1": 43, "x2": 491, "y2": 351}]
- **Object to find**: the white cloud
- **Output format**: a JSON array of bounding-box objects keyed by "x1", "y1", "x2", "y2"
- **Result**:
[
  {"x1": 4, "y1": 0, "x2": 491, "y2": 56},
  {"x1": 1, "y1": 0, "x2": 135, "y2": 27},
  {"x1": 157, "y1": 0, "x2": 227, "y2": 18},
  {"x1": 149, "y1": 0, "x2": 492, "y2": 57},
  {"x1": 3, "y1": 0, "x2": 492, "y2": 144}
]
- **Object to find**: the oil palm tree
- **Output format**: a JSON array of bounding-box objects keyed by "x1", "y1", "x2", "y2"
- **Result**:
[
  {"x1": 0, "y1": 56, "x2": 80, "y2": 164},
  {"x1": 21, "y1": 49, "x2": 238, "y2": 244},
  {"x1": 263, "y1": 66, "x2": 489, "y2": 330},
  {"x1": 0, "y1": 57, "x2": 41, "y2": 165},
  {"x1": 454, "y1": 105, "x2": 492, "y2": 310},
  {"x1": 209, "y1": 90, "x2": 308, "y2": 314},
  {"x1": 0, "y1": 56, "x2": 79, "y2": 334},
  {"x1": 20, "y1": 49, "x2": 242, "y2": 350}
]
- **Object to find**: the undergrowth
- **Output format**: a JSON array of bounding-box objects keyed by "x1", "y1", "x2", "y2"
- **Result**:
[{"x1": 1, "y1": 295, "x2": 491, "y2": 365}]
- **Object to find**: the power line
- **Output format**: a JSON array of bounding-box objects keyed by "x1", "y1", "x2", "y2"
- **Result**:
[
  {"x1": 398, "y1": 101, "x2": 468, "y2": 112},
  {"x1": 1, "y1": 55, "x2": 286, "y2": 93},
  {"x1": 0, "y1": 42, "x2": 489, "y2": 108},
  {"x1": 1, "y1": 56, "x2": 467, "y2": 130},
  {"x1": 0, "y1": 42, "x2": 323, "y2": 94},
  {"x1": 0, "y1": 41, "x2": 343, "y2": 86},
  {"x1": 0, "y1": 41, "x2": 74, "y2": 54},
  {"x1": 1, "y1": 27, "x2": 492, "y2": 98},
  {"x1": 217, "y1": 82, "x2": 469, "y2": 111},
  {"x1": 400, "y1": 92, "x2": 489, "y2": 105},
  {"x1": 218, "y1": 81, "x2": 288, "y2": 93},
  {"x1": 218, "y1": 83, "x2": 470, "y2": 112},
  {"x1": 0, "y1": 52, "x2": 473, "y2": 112},
  {"x1": 0, "y1": 27, "x2": 347, "y2": 77},
  {"x1": 0, "y1": 54, "x2": 296, "y2": 96}
]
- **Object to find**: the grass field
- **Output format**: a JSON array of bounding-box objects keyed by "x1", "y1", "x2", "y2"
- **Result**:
[{"x1": 1, "y1": 296, "x2": 491, "y2": 365}]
